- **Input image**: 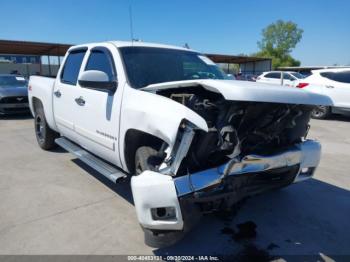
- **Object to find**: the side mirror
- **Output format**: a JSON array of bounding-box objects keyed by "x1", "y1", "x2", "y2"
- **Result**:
[{"x1": 78, "y1": 70, "x2": 117, "y2": 92}]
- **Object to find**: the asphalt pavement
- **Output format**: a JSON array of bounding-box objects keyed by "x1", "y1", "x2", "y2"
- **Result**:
[{"x1": 0, "y1": 114, "x2": 349, "y2": 260}]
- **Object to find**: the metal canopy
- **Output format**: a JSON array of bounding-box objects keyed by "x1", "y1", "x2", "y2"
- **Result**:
[
  {"x1": 206, "y1": 53, "x2": 270, "y2": 64},
  {"x1": 0, "y1": 39, "x2": 270, "y2": 64},
  {"x1": 0, "y1": 39, "x2": 71, "y2": 56}
]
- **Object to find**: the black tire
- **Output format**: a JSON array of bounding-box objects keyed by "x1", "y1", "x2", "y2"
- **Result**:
[
  {"x1": 34, "y1": 107, "x2": 58, "y2": 150},
  {"x1": 134, "y1": 146, "x2": 163, "y2": 175},
  {"x1": 311, "y1": 106, "x2": 331, "y2": 119},
  {"x1": 143, "y1": 228, "x2": 185, "y2": 248}
]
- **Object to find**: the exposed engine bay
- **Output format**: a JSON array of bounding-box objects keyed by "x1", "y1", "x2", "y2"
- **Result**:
[{"x1": 157, "y1": 86, "x2": 313, "y2": 175}]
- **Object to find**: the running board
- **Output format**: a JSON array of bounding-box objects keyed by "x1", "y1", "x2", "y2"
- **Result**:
[{"x1": 55, "y1": 137, "x2": 127, "y2": 183}]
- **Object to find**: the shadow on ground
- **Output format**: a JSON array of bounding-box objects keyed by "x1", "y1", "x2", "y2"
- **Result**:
[
  {"x1": 66, "y1": 159, "x2": 350, "y2": 260},
  {"x1": 153, "y1": 179, "x2": 350, "y2": 261},
  {"x1": 72, "y1": 159, "x2": 133, "y2": 205},
  {"x1": 0, "y1": 113, "x2": 32, "y2": 120}
]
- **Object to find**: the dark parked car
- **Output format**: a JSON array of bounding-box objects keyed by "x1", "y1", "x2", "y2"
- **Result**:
[{"x1": 0, "y1": 74, "x2": 29, "y2": 115}]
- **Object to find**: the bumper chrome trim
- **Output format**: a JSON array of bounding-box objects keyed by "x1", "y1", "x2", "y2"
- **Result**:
[
  {"x1": 131, "y1": 140, "x2": 321, "y2": 231},
  {"x1": 174, "y1": 140, "x2": 321, "y2": 197}
]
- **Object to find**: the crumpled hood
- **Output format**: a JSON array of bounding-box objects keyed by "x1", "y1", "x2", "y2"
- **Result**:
[
  {"x1": 0, "y1": 85, "x2": 28, "y2": 97},
  {"x1": 141, "y1": 79, "x2": 333, "y2": 106}
]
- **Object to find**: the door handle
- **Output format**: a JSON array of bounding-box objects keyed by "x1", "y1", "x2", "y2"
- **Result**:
[
  {"x1": 326, "y1": 85, "x2": 335, "y2": 89},
  {"x1": 75, "y1": 96, "x2": 85, "y2": 106},
  {"x1": 54, "y1": 90, "x2": 62, "y2": 98}
]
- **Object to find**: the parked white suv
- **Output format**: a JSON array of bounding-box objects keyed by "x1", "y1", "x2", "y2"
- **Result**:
[
  {"x1": 299, "y1": 68, "x2": 350, "y2": 119},
  {"x1": 256, "y1": 71, "x2": 306, "y2": 87}
]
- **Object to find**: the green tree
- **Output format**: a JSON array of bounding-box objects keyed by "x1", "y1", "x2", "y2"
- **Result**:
[{"x1": 255, "y1": 20, "x2": 303, "y2": 69}]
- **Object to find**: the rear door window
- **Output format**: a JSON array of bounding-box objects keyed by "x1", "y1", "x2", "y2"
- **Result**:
[
  {"x1": 61, "y1": 50, "x2": 87, "y2": 85},
  {"x1": 265, "y1": 72, "x2": 281, "y2": 79},
  {"x1": 321, "y1": 71, "x2": 350, "y2": 84}
]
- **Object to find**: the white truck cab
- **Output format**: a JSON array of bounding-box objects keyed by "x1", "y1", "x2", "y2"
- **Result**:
[{"x1": 28, "y1": 41, "x2": 332, "y2": 247}]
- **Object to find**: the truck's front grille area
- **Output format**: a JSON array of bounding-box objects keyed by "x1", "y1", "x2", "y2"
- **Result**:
[{"x1": 0, "y1": 96, "x2": 28, "y2": 104}]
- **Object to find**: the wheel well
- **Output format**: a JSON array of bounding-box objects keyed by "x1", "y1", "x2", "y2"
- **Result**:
[
  {"x1": 32, "y1": 97, "x2": 43, "y2": 114},
  {"x1": 124, "y1": 129, "x2": 167, "y2": 174}
]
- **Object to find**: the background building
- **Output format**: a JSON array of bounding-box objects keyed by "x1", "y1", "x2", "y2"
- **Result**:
[{"x1": 0, "y1": 39, "x2": 272, "y2": 78}]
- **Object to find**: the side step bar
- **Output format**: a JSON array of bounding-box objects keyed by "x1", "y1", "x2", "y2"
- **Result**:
[{"x1": 55, "y1": 137, "x2": 127, "y2": 183}]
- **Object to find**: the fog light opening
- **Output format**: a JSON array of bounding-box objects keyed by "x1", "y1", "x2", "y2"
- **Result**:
[
  {"x1": 151, "y1": 207, "x2": 176, "y2": 220},
  {"x1": 157, "y1": 208, "x2": 166, "y2": 217}
]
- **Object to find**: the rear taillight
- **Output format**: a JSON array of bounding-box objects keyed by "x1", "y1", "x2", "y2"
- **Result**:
[
  {"x1": 296, "y1": 83, "x2": 309, "y2": 88},
  {"x1": 28, "y1": 85, "x2": 32, "y2": 91}
]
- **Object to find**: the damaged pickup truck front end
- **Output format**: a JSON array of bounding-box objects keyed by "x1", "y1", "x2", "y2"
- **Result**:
[{"x1": 130, "y1": 79, "x2": 332, "y2": 247}]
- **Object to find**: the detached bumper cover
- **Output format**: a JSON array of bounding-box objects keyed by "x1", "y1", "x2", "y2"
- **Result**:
[
  {"x1": 131, "y1": 140, "x2": 321, "y2": 231},
  {"x1": 131, "y1": 172, "x2": 184, "y2": 230}
]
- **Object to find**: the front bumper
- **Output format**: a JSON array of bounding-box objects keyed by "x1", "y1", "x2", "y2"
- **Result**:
[{"x1": 131, "y1": 140, "x2": 321, "y2": 231}]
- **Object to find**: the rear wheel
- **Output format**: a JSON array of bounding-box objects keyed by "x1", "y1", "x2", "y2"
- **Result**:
[
  {"x1": 34, "y1": 107, "x2": 58, "y2": 150},
  {"x1": 134, "y1": 146, "x2": 163, "y2": 175},
  {"x1": 311, "y1": 106, "x2": 331, "y2": 119}
]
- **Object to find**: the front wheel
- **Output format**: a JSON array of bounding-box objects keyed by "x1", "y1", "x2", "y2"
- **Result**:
[
  {"x1": 34, "y1": 107, "x2": 58, "y2": 150},
  {"x1": 311, "y1": 106, "x2": 331, "y2": 119},
  {"x1": 134, "y1": 146, "x2": 164, "y2": 175}
]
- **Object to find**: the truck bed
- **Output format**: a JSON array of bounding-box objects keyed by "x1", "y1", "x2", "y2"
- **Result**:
[{"x1": 28, "y1": 75, "x2": 57, "y2": 131}]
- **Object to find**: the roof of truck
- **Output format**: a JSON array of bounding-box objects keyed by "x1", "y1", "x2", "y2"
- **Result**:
[
  {"x1": 112, "y1": 41, "x2": 196, "y2": 51},
  {"x1": 69, "y1": 41, "x2": 197, "y2": 53}
]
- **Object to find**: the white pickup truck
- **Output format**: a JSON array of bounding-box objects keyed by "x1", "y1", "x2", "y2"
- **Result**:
[{"x1": 28, "y1": 41, "x2": 332, "y2": 247}]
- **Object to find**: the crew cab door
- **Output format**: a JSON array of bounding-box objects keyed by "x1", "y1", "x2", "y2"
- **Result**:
[
  {"x1": 53, "y1": 48, "x2": 87, "y2": 142},
  {"x1": 73, "y1": 45, "x2": 124, "y2": 167}
]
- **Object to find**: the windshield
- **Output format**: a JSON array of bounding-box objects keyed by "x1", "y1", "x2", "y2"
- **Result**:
[
  {"x1": 119, "y1": 47, "x2": 226, "y2": 89},
  {"x1": 291, "y1": 72, "x2": 306, "y2": 79},
  {"x1": 0, "y1": 75, "x2": 27, "y2": 87}
]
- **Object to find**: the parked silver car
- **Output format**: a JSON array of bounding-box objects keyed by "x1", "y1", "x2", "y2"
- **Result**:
[{"x1": 0, "y1": 74, "x2": 29, "y2": 115}]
